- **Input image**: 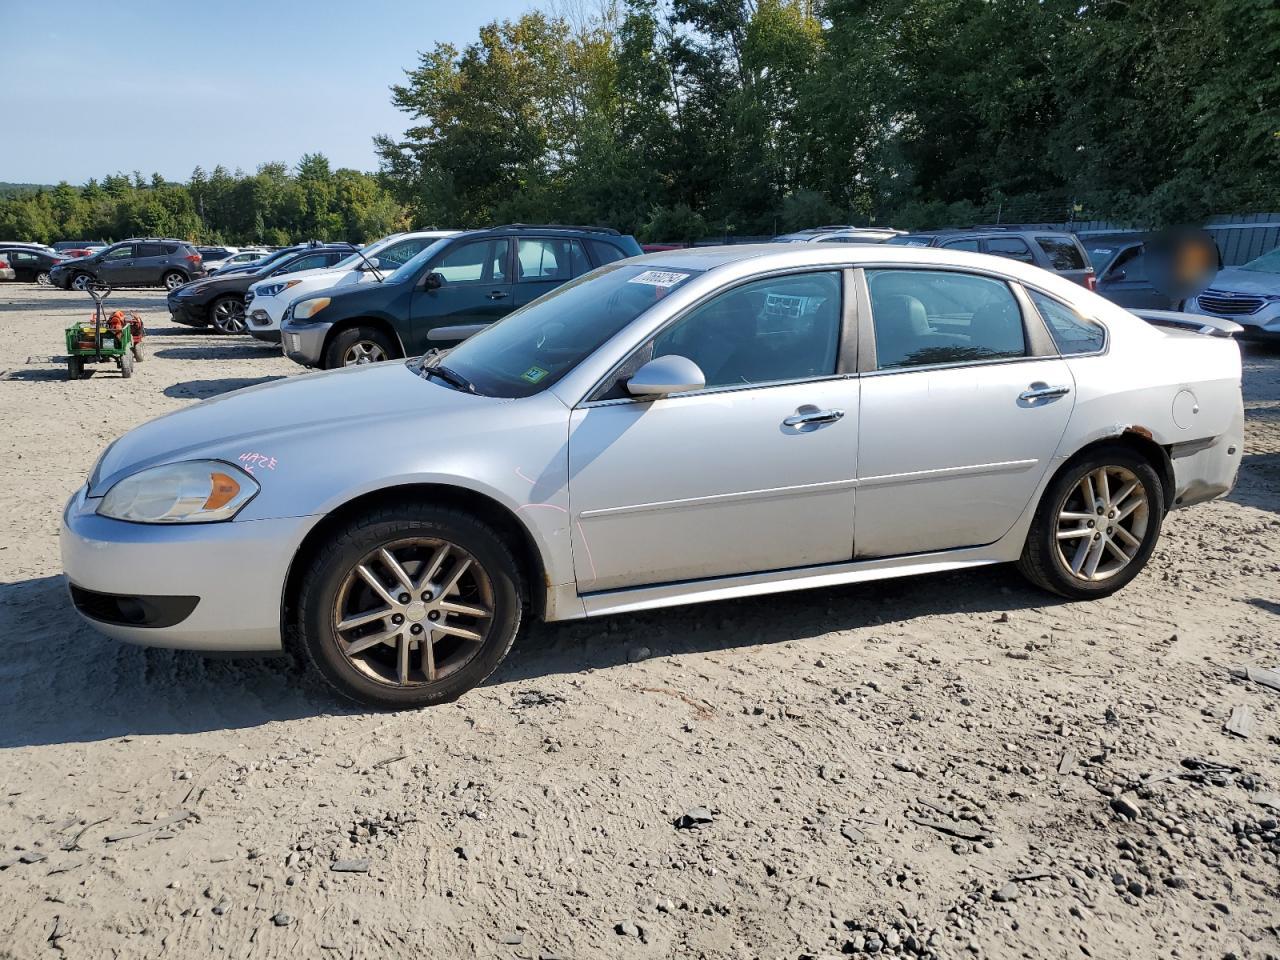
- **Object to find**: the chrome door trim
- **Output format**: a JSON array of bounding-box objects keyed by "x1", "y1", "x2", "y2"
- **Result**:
[
  {"x1": 577, "y1": 476, "x2": 861, "y2": 520},
  {"x1": 578, "y1": 371, "x2": 856, "y2": 409},
  {"x1": 857, "y1": 458, "x2": 1039, "y2": 488}
]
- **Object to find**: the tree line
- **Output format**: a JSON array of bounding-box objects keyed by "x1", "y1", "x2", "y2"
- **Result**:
[
  {"x1": 0, "y1": 155, "x2": 407, "y2": 246},
  {"x1": 3, "y1": 0, "x2": 1276, "y2": 246}
]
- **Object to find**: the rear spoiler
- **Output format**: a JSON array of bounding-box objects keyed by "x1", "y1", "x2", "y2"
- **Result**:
[{"x1": 1132, "y1": 309, "x2": 1242, "y2": 338}]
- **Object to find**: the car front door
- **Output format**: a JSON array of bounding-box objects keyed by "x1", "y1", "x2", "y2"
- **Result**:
[
  {"x1": 568, "y1": 269, "x2": 859, "y2": 593},
  {"x1": 95, "y1": 244, "x2": 138, "y2": 285},
  {"x1": 854, "y1": 267, "x2": 1075, "y2": 558},
  {"x1": 1095, "y1": 244, "x2": 1165, "y2": 307},
  {"x1": 408, "y1": 238, "x2": 513, "y2": 352},
  {"x1": 513, "y1": 237, "x2": 591, "y2": 308}
]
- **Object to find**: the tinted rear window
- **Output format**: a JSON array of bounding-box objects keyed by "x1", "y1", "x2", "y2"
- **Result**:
[
  {"x1": 1036, "y1": 237, "x2": 1086, "y2": 271},
  {"x1": 135, "y1": 243, "x2": 165, "y2": 257},
  {"x1": 587, "y1": 239, "x2": 628, "y2": 266},
  {"x1": 984, "y1": 237, "x2": 1035, "y2": 263}
]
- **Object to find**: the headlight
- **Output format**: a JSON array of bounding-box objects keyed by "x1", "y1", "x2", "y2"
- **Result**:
[
  {"x1": 293, "y1": 297, "x2": 331, "y2": 320},
  {"x1": 257, "y1": 279, "x2": 301, "y2": 299},
  {"x1": 97, "y1": 460, "x2": 259, "y2": 523}
]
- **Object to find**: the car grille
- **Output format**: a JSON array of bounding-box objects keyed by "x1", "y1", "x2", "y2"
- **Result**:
[{"x1": 1197, "y1": 289, "x2": 1265, "y2": 315}]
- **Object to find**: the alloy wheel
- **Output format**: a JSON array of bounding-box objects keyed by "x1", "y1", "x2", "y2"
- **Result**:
[
  {"x1": 72, "y1": 274, "x2": 90, "y2": 291},
  {"x1": 343, "y1": 341, "x2": 388, "y2": 366},
  {"x1": 164, "y1": 272, "x2": 185, "y2": 291},
  {"x1": 36, "y1": 271, "x2": 50, "y2": 286},
  {"x1": 213, "y1": 299, "x2": 246, "y2": 333},
  {"x1": 331, "y1": 538, "x2": 495, "y2": 688},
  {"x1": 1054, "y1": 465, "x2": 1149, "y2": 582}
]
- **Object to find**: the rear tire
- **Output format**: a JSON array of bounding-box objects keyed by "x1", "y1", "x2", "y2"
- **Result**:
[
  {"x1": 294, "y1": 505, "x2": 525, "y2": 709},
  {"x1": 36, "y1": 271, "x2": 51, "y2": 286},
  {"x1": 162, "y1": 271, "x2": 186, "y2": 291},
  {"x1": 324, "y1": 325, "x2": 398, "y2": 369},
  {"x1": 132, "y1": 341, "x2": 145, "y2": 362},
  {"x1": 1017, "y1": 446, "x2": 1164, "y2": 600},
  {"x1": 119, "y1": 351, "x2": 134, "y2": 379},
  {"x1": 211, "y1": 296, "x2": 247, "y2": 334}
]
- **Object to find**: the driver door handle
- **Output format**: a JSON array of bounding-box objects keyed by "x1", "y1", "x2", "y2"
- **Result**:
[
  {"x1": 1018, "y1": 383, "x2": 1071, "y2": 402},
  {"x1": 487, "y1": 290, "x2": 508, "y2": 300},
  {"x1": 783, "y1": 406, "x2": 845, "y2": 427}
]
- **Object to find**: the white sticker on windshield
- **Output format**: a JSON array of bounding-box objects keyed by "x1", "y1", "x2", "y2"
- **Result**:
[{"x1": 628, "y1": 270, "x2": 689, "y2": 288}]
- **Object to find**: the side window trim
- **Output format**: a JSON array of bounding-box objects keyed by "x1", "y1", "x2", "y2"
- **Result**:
[
  {"x1": 855, "y1": 266, "x2": 1057, "y2": 376},
  {"x1": 582, "y1": 266, "x2": 858, "y2": 406}
]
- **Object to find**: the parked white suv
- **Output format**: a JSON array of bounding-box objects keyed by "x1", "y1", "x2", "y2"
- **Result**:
[
  {"x1": 245, "y1": 232, "x2": 458, "y2": 341},
  {"x1": 207, "y1": 248, "x2": 269, "y2": 274}
]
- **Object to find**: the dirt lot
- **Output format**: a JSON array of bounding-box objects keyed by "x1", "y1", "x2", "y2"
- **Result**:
[{"x1": 0, "y1": 285, "x2": 1277, "y2": 960}]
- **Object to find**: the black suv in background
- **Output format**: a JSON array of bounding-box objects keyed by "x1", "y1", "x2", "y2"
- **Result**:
[
  {"x1": 280, "y1": 224, "x2": 643, "y2": 369},
  {"x1": 887, "y1": 229, "x2": 1095, "y2": 289},
  {"x1": 167, "y1": 242, "x2": 357, "y2": 333},
  {"x1": 49, "y1": 239, "x2": 206, "y2": 291},
  {"x1": 0, "y1": 245, "x2": 64, "y2": 284}
]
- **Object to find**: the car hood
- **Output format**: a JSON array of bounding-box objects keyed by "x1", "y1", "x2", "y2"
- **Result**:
[
  {"x1": 89, "y1": 362, "x2": 496, "y2": 494},
  {"x1": 249, "y1": 265, "x2": 348, "y2": 295},
  {"x1": 1201, "y1": 268, "x2": 1280, "y2": 296}
]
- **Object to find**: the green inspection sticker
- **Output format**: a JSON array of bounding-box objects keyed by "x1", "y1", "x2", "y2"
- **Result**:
[{"x1": 521, "y1": 365, "x2": 549, "y2": 384}]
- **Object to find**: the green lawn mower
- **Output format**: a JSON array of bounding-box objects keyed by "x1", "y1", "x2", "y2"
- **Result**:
[{"x1": 65, "y1": 283, "x2": 145, "y2": 380}]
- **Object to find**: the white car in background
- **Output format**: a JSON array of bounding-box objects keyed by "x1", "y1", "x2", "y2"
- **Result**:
[
  {"x1": 206, "y1": 248, "x2": 269, "y2": 275},
  {"x1": 245, "y1": 231, "x2": 458, "y2": 341}
]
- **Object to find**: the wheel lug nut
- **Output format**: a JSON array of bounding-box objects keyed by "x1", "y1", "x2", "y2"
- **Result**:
[
  {"x1": 427, "y1": 611, "x2": 440, "y2": 621},
  {"x1": 410, "y1": 624, "x2": 423, "y2": 635},
  {"x1": 421, "y1": 592, "x2": 433, "y2": 601},
  {"x1": 1087, "y1": 520, "x2": 1095, "y2": 528},
  {"x1": 392, "y1": 614, "x2": 404, "y2": 624},
  {"x1": 398, "y1": 593, "x2": 411, "y2": 604},
  {"x1": 1093, "y1": 533, "x2": 1101, "y2": 541}
]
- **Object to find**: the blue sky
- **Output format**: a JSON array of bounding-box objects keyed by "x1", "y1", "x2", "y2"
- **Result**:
[{"x1": 0, "y1": 0, "x2": 538, "y2": 185}]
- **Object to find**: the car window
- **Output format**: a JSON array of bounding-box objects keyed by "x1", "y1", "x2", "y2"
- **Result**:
[
  {"x1": 649, "y1": 271, "x2": 841, "y2": 389},
  {"x1": 101, "y1": 245, "x2": 134, "y2": 261},
  {"x1": 940, "y1": 238, "x2": 980, "y2": 251},
  {"x1": 1108, "y1": 246, "x2": 1146, "y2": 281},
  {"x1": 433, "y1": 239, "x2": 509, "y2": 284},
  {"x1": 1028, "y1": 289, "x2": 1106, "y2": 355},
  {"x1": 867, "y1": 269, "x2": 1026, "y2": 370},
  {"x1": 886, "y1": 236, "x2": 933, "y2": 246},
  {"x1": 275, "y1": 253, "x2": 331, "y2": 275},
  {"x1": 516, "y1": 238, "x2": 590, "y2": 282},
  {"x1": 1036, "y1": 237, "x2": 1086, "y2": 271},
  {"x1": 135, "y1": 243, "x2": 165, "y2": 258},
  {"x1": 983, "y1": 237, "x2": 1035, "y2": 263},
  {"x1": 587, "y1": 239, "x2": 627, "y2": 266},
  {"x1": 11, "y1": 251, "x2": 37, "y2": 264}
]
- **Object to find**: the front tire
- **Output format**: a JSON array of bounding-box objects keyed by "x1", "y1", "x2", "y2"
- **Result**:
[
  {"x1": 324, "y1": 325, "x2": 398, "y2": 369},
  {"x1": 1017, "y1": 446, "x2": 1164, "y2": 599},
  {"x1": 67, "y1": 356, "x2": 83, "y2": 380},
  {"x1": 211, "y1": 296, "x2": 247, "y2": 334},
  {"x1": 71, "y1": 273, "x2": 92, "y2": 292},
  {"x1": 119, "y1": 351, "x2": 134, "y2": 379},
  {"x1": 294, "y1": 505, "x2": 525, "y2": 709}
]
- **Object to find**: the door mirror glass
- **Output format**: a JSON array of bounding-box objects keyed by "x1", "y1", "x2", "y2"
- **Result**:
[
  {"x1": 627, "y1": 355, "x2": 706, "y2": 397},
  {"x1": 358, "y1": 257, "x2": 383, "y2": 272}
]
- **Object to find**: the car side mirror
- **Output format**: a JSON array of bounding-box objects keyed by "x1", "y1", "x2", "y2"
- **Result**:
[
  {"x1": 1107, "y1": 267, "x2": 1127, "y2": 281},
  {"x1": 627, "y1": 355, "x2": 706, "y2": 397},
  {"x1": 423, "y1": 271, "x2": 444, "y2": 291},
  {"x1": 358, "y1": 258, "x2": 383, "y2": 272}
]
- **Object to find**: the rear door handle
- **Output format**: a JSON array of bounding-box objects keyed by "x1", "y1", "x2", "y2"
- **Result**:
[
  {"x1": 487, "y1": 290, "x2": 508, "y2": 300},
  {"x1": 1019, "y1": 382, "x2": 1071, "y2": 402},
  {"x1": 783, "y1": 406, "x2": 845, "y2": 427}
]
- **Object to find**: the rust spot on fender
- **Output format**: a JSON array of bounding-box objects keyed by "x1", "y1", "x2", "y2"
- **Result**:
[{"x1": 1125, "y1": 425, "x2": 1154, "y2": 440}]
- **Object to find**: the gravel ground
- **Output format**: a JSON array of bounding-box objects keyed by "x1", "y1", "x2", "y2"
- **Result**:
[{"x1": 0, "y1": 285, "x2": 1277, "y2": 960}]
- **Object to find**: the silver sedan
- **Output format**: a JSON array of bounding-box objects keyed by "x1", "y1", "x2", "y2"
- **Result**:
[{"x1": 62, "y1": 245, "x2": 1244, "y2": 708}]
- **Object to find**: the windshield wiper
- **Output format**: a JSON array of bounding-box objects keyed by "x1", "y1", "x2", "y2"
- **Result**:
[
  {"x1": 414, "y1": 348, "x2": 441, "y2": 374},
  {"x1": 424, "y1": 363, "x2": 477, "y2": 394},
  {"x1": 352, "y1": 247, "x2": 385, "y2": 282}
]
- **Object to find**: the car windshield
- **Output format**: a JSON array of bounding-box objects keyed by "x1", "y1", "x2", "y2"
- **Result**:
[
  {"x1": 384, "y1": 238, "x2": 460, "y2": 284},
  {"x1": 1240, "y1": 248, "x2": 1280, "y2": 274},
  {"x1": 432, "y1": 263, "x2": 701, "y2": 398},
  {"x1": 1083, "y1": 243, "x2": 1124, "y2": 272}
]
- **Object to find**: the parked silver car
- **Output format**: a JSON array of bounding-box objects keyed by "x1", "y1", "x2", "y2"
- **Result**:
[
  {"x1": 1184, "y1": 247, "x2": 1280, "y2": 341},
  {"x1": 62, "y1": 245, "x2": 1244, "y2": 708}
]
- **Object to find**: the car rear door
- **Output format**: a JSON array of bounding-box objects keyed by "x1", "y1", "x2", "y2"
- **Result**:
[
  {"x1": 133, "y1": 242, "x2": 169, "y2": 283},
  {"x1": 513, "y1": 237, "x2": 593, "y2": 308},
  {"x1": 981, "y1": 236, "x2": 1037, "y2": 266},
  {"x1": 408, "y1": 237, "x2": 514, "y2": 351},
  {"x1": 854, "y1": 266, "x2": 1075, "y2": 558},
  {"x1": 568, "y1": 269, "x2": 859, "y2": 593},
  {"x1": 7, "y1": 250, "x2": 39, "y2": 281}
]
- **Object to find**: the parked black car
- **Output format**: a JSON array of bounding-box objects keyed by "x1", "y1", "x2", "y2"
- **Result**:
[
  {"x1": 1080, "y1": 231, "x2": 1221, "y2": 310},
  {"x1": 887, "y1": 228, "x2": 1095, "y2": 288},
  {"x1": 0, "y1": 245, "x2": 63, "y2": 284},
  {"x1": 167, "y1": 243, "x2": 357, "y2": 333},
  {"x1": 49, "y1": 239, "x2": 206, "y2": 291},
  {"x1": 280, "y1": 225, "x2": 643, "y2": 369}
]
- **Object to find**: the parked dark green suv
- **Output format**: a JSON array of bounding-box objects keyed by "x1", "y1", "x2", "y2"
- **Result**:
[{"x1": 280, "y1": 225, "x2": 642, "y2": 369}]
